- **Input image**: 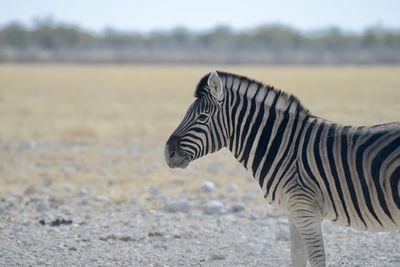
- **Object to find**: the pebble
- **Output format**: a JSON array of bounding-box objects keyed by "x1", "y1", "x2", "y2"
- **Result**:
[
  {"x1": 95, "y1": 195, "x2": 110, "y2": 202},
  {"x1": 248, "y1": 213, "x2": 258, "y2": 220},
  {"x1": 148, "y1": 186, "x2": 160, "y2": 196},
  {"x1": 78, "y1": 187, "x2": 90, "y2": 197},
  {"x1": 0, "y1": 201, "x2": 7, "y2": 214},
  {"x1": 164, "y1": 198, "x2": 190, "y2": 213},
  {"x1": 4, "y1": 192, "x2": 23, "y2": 206},
  {"x1": 200, "y1": 181, "x2": 216, "y2": 193},
  {"x1": 209, "y1": 254, "x2": 226, "y2": 261},
  {"x1": 48, "y1": 196, "x2": 64, "y2": 206},
  {"x1": 203, "y1": 200, "x2": 225, "y2": 215},
  {"x1": 29, "y1": 195, "x2": 43, "y2": 204},
  {"x1": 36, "y1": 202, "x2": 51, "y2": 212},
  {"x1": 231, "y1": 202, "x2": 245, "y2": 212},
  {"x1": 64, "y1": 183, "x2": 74, "y2": 192},
  {"x1": 227, "y1": 183, "x2": 238, "y2": 194},
  {"x1": 24, "y1": 185, "x2": 42, "y2": 195}
]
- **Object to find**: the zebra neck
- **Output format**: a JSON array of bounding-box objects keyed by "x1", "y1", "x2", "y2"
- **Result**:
[
  {"x1": 224, "y1": 96, "x2": 309, "y2": 195},
  {"x1": 219, "y1": 73, "x2": 311, "y2": 199},
  {"x1": 229, "y1": 108, "x2": 308, "y2": 178}
]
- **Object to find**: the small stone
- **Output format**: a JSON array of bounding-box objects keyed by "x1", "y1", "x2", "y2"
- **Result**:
[
  {"x1": 148, "y1": 231, "x2": 163, "y2": 237},
  {"x1": 164, "y1": 198, "x2": 190, "y2": 213},
  {"x1": 78, "y1": 187, "x2": 90, "y2": 197},
  {"x1": 48, "y1": 196, "x2": 64, "y2": 206},
  {"x1": 227, "y1": 183, "x2": 238, "y2": 194},
  {"x1": 231, "y1": 202, "x2": 245, "y2": 212},
  {"x1": 200, "y1": 181, "x2": 216, "y2": 193},
  {"x1": 203, "y1": 200, "x2": 225, "y2": 215},
  {"x1": 29, "y1": 195, "x2": 43, "y2": 204},
  {"x1": 99, "y1": 234, "x2": 136, "y2": 242},
  {"x1": 36, "y1": 202, "x2": 51, "y2": 212},
  {"x1": 0, "y1": 202, "x2": 6, "y2": 214},
  {"x1": 5, "y1": 192, "x2": 23, "y2": 205},
  {"x1": 24, "y1": 185, "x2": 42, "y2": 195},
  {"x1": 248, "y1": 213, "x2": 258, "y2": 220},
  {"x1": 64, "y1": 183, "x2": 74, "y2": 192},
  {"x1": 95, "y1": 195, "x2": 110, "y2": 202},
  {"x1": 277, "y1": 217, "x2": 288, "y2": 225},
  {"x1": 209, "y1": 254, "x2": 226, "y2": 261},
  {"x1": 49, "y1": 218, "x2": 73, "y2": 227},
  {"x1": 148, "y1": 186, "x2": 160, "y2": 196}
]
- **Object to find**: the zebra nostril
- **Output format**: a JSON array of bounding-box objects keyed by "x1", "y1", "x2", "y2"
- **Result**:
[{"x1": 169, "y1": 151, "x2": 176, "y2": 158}]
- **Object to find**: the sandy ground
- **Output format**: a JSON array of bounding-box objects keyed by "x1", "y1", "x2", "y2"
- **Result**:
[{"x1": 1, "y1": 65, "x2": 400, "y2": 266}]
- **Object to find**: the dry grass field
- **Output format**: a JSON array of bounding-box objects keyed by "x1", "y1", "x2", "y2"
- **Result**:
[
  {"x1": 1, "y1": 65, "x2": 399, "y2": 197},
  {"x1": 0, "y1": 65, "x2": 399, "y2": 266}
]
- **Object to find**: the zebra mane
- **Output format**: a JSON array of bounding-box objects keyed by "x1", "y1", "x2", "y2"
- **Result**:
[{"x1": 195, "y1": 71, "x2": 310, "y2": 115}]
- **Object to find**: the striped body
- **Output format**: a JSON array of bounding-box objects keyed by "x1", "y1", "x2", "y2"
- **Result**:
[
  {"x1": 298, "y1": 120, "x2": 400, "y2": 231},
  {"x1": 165, "y1": 71, "x2": 400, "y2": 266}
]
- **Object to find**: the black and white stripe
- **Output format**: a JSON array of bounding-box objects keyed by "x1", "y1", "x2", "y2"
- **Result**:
[{"x1": 165, "y1": 71, "x2": 400, "y2": 267}]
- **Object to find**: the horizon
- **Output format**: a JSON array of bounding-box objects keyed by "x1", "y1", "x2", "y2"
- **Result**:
[{"x1": 1, "y1": 0, "x2": 399, "y2": 33}]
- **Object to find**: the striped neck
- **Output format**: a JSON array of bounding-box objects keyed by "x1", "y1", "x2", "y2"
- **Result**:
[{"x1": 219, "y1": 72, "x2": 310, "y2": 190}]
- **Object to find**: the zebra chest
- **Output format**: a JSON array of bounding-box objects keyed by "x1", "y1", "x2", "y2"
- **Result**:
[{"x1": 252, "y1": 169, "x2": 297, "y2": 211}]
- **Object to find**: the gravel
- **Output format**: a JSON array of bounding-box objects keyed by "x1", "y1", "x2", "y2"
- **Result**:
[
  {"x1": 0, "y1": 188, "x2": 400, "y2": 266},
  {"x1": 1, "y1": 140, "x2": 399, "y2": 266}
]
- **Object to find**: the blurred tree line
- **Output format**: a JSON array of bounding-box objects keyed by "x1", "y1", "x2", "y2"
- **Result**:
[{"x1": 0, "y1": 19, "x2": 399, "y2": 64}]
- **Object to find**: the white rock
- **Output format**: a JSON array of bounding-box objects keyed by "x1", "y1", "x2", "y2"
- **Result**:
[
  {"x1": 164, "y1": 198, "x2": 190, "y2": 213},
  {"x1": 203, "y1": 200, "x2": 225, "y2": 215},
  {"x1": 200, "y1": 181, "x2": 216, "y2": 193}
]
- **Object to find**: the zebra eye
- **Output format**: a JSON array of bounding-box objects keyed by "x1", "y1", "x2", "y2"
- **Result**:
[{"x1": 198, "y1": 114, "x2": 208, "y2": 121}]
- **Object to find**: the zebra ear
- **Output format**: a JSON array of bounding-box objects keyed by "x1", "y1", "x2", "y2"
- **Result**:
[{"x1": 207, "y1": 71, "x2": 224, "y2": 101}]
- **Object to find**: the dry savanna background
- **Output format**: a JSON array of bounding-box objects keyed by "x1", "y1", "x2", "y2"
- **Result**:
[
  {"x1": 1, "y1": 65, "x2": 400, "y2": 266},
  {"x1": 1, "y1": 65, "x2": 400, "y2": 196}
]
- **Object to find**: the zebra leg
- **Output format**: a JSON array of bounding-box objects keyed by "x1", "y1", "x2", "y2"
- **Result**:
[
  {"x1": 289, "y1": 217, "x2": 307, "y2": 267},
  {"x1": 290, "y1": 210, "x2": 325, "y2": 267}
]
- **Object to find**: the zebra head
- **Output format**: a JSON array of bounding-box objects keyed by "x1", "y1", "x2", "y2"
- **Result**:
[{"x1": 165, "y1": 71, "x2": 228, "y2": 169}]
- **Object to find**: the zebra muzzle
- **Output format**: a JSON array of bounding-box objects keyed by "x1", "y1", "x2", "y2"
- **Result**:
[{"x1": 165, "y1": 135, "x2": 190, "y2": 169}]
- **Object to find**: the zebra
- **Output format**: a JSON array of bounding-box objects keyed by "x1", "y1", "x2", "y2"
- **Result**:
[{"x1": 164, "y1": 71, "x2": 400, "y2": 267}]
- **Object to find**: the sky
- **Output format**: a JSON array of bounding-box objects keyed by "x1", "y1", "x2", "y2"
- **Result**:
[{"x1": 1, "y1": 0, "x2": 399, "y2": 32}]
